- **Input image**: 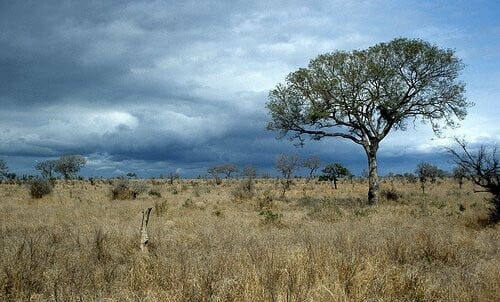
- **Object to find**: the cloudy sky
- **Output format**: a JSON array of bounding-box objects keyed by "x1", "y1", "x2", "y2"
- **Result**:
[{"x1": 1, "y1": 0, "x2": 499, "y2": 178}]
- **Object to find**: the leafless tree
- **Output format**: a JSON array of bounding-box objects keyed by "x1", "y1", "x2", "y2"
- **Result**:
[
  {"x1": 303, "y1": 156, "x2": 321, "y2": 179},
  {"x1": 220, "y1": 163, "x2": 239, "y2": 179},
  {"x1": 208, "y1": 165, "x2": 224, "y2": 185},
  {"x1": 167, "y1": 171, "x2": 180, "y2": 185},
  {"x1": 448, "y1": 139, "x2": 499, "y2": 223},
  {"x1": 35, "y1": 160, "x2": 57, "y2": 179},
  {"x1": 276, "y1": 154, "x2": 301, "y2": 196}
]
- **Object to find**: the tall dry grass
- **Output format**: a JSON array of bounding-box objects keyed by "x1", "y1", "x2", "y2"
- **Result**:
[{"x1": 0, "y1": 178, "x2": 498, "y2": 301}]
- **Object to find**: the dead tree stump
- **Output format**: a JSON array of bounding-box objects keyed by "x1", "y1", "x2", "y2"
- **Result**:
[{"x1": 140, "y1": 207, "x2": 152, "y2": 252}]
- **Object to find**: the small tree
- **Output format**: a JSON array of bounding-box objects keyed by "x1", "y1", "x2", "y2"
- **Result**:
[
  {"x1": 276, "y1": 154, "x2": 301, "y2": 196},
  {"x1": 303, "y1": 156, "x2": 321, "y2": 179},
  {"x1": 234, "y1": 165, "x2": 258, "y2": 200},
  {"x1": 452, "y1": 165, "x2": 467, "y2": 190},
  {"x1": 208, "y1": 165, "x2": 224, "y2": 185},
  {"x1": 35, "y1": 160, "x2": 57, "y2": 179},
  {"x1": 54, "y1": 155, "x2": 87, "y2": 180},
  {"x1": 448, "y1": 139, "x2": 499, "y2": 223},
  {"x1": 220, "y1": 163, "x2": 239, "y2": 179},
  {"x1": 321, "y1": 163, "x2": 351, "y2": 189},
  {"x1": 266, "y1": 38, "x2": 471, "y2": 204},
  {"x1": 242, "y1": 165, "x2": 258, "y2": 179},
  {"x1": 28, "y1": 179, "x2": 53, "y2": 199},
  {"x1": 167, "y1": 171, "x2": 180, "y2": 185},
  {"x1": 416, "y1": 162, "x2": 446, "y2": 193}
]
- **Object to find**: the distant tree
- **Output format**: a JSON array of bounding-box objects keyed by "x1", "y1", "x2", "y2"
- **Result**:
[
  {"x1": 276, "y1": 154, "x2": 301, "y2": 196},
  {"x1": 448, "y1": 139, "x2": 499, "y2": 223},
  {"x1": 219, "y1": 163, "x2": 239, "y2": 179},
  {"x1": 452, "y1": 165, "x2": 467, "y2": 190},
  {"x1": 266, "y1": 38, "x2": 471, "y2": 204},
  {"x1": 237, "y1": 165, "x2": 258, "y2": 199},
  {"x1": 54, "y1": 155, "x2": 87, "y2": 180},
  {"x1": 208, "y1": 165, "x2": 224, "y2": 185},
  {"x1": 35, "y1": 160, "x2": 57, "y2": 179},
  {"x1": 126, "y1": 172, "x2": 137, "y2": 179},
  {"x1": 0, "y1": 159, "x2": 8, "y2": 180},
  {"x1": 167, "y1": 171, "x2": 180, "y2": 185},
  {"x1": 242, "y1": 165, "x2": 258, "y2": 179},
  {"x1": 416, "y1": 162, "x2": 446, "y2": 193},
  {"x1": 303, "y1": 156, "x2": 321, "y2": 179},
  {"x1": 321, "y1": 163, "x2": 351, "y2": 189}
]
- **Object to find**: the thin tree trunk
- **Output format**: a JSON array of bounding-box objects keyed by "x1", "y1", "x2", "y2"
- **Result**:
[{"x1": 365, "y1": 145, "x2": 380, "y2": 205}]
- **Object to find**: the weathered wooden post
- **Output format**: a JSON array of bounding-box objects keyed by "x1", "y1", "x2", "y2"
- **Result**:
[{"x1": 140, "y1": 207, "x2": 152, "y2": 252}]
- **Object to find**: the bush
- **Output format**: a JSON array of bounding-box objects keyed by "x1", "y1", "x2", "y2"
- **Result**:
[
  {"x1": 28, "y1": 179, "x2": 53, "y2": 199},
  {"x1": 148, "y1": 188, "x2": 162, "y2": 198},
  {"x1": 259, "y1": 209, "x2": 283, "y2": 225},
  {"x1": 382, "y1": 188, "x2": 402, "y2": 202},
  {"x1": 232, "y1": 178, "x2": 254, "y2": 200},
  {"x1": 111, "y1": 179, "x2": 147, "y2": 200}
]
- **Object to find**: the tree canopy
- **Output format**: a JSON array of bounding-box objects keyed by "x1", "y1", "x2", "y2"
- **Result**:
[
  {"x1": 54, "y1": 155, "x2": 87, "y2": 180},
  {"x1": 267, "y1": 38, "x2": 471, "y2": 204},
  {"x1": 321, "y1": 163, "x2": 351, "y2": 189}
]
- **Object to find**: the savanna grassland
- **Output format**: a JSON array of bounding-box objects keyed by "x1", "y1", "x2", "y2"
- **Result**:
[{"x1": 0, "y1": 178, "x2": 499, "y2": 301}]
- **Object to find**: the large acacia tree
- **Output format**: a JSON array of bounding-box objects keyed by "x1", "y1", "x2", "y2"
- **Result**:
[{"x1": 266, "y1": 38, "x2": 471, "y2": 204}]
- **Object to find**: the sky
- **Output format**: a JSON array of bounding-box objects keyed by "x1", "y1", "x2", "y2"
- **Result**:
[{"x1": 1, "y1": 0, "x2": 499, "y2": 178}]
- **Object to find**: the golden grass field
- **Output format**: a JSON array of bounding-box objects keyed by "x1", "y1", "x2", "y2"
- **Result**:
[{"x1": 1, "y1": 178, "x2": 499, "y2": 301}]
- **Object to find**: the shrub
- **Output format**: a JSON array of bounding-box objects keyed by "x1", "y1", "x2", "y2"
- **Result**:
[
  {"x1": 148, "y1": 188, "x2": 162, "y2": 198},
  {"x1": 111, "y1": 179, "x2": 147, "y2": 200},
  {"x1": 381, "y1": 188, "x2": 402, "y2": 202},
  {"x1": 232, "y1": 178, "x2": 254, "y2": 200},
  {"x1": 28, "y1": 179, "x2": 53, "y2": 199},
  {"x1": 257, "y1": 190, "x2": 273, "y2": 210},
  {"x1": 259, "y1": 209, "x2": 283, "y2": 225},
  {"x1": 154, "y1": 200, "x2": 168, "y2": 216}
]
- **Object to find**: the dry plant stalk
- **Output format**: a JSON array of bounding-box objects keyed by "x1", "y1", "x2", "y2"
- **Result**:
[{"x1": 140, "y1": 207, "x2": 152, "y2": 252}]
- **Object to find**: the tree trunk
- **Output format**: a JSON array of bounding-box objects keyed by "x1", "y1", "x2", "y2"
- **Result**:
[
  {"x1": 140, "y1": 208, "x2": 152, "y2": 252},
  {"x1": 365, "y1": 145, "x2": 380, "y2": 205}
]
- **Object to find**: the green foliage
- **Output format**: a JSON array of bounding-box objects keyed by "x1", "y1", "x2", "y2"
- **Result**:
[
  {"x1": 321, "y1": 163, "x2": 351, "y2": 189},
  {"x1": 28, "y1": 179, "x2": 53, "y2": 199},
  {"x1": 266, "y1": 38, "x2": 471, "y2": 204}
]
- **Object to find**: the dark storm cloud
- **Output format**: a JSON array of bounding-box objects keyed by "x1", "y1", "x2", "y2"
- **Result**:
[{"x1": 0, "y1": 0, "x2": 498, "y2": 177}]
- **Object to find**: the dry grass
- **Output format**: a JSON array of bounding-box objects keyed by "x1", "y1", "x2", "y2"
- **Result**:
[{"x1": 0, "y1": 178, "x2": 498, "y2": 301}]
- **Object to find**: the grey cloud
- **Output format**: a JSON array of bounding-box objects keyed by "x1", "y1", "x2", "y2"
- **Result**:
[{"x1": 1, "y1": 0, "x2": 498, "y2": 178}]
